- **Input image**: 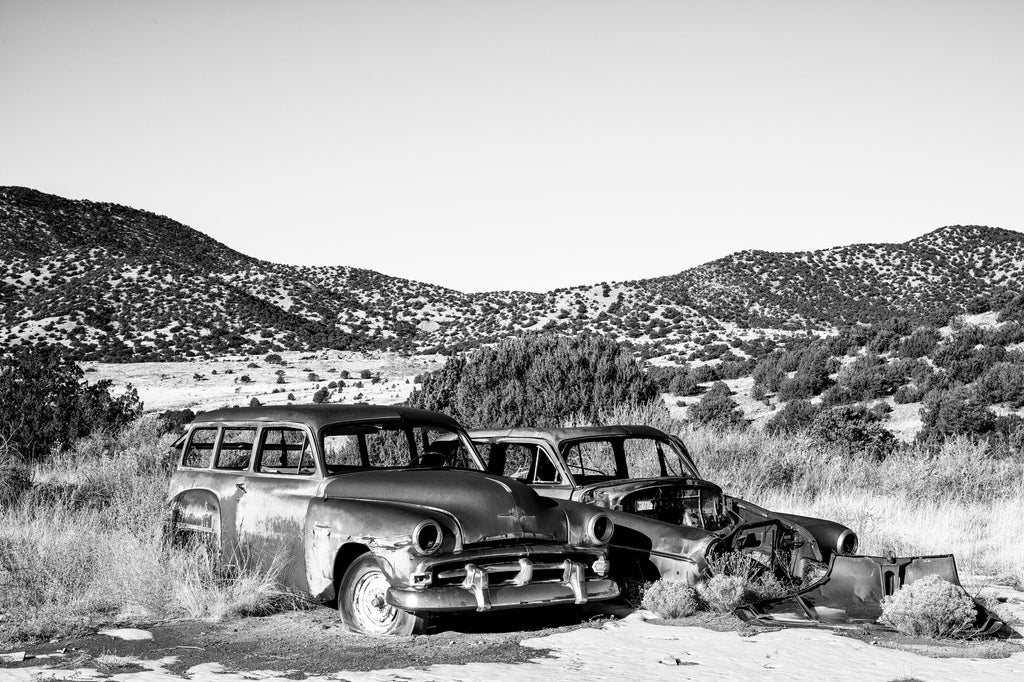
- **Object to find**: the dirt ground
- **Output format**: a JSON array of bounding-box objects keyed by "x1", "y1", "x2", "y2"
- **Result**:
[{"x1": 0, "y1": 604, "x2": 622, "y2": 677}]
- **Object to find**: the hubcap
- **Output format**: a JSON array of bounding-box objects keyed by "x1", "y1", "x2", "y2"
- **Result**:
[{"x1": 352, "y1": 568, "x2": 399, "y2": 634}]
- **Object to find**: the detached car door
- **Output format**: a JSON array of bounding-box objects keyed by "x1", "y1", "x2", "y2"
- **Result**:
[{"x1": 233, "y1": 424, "x2": 322, "y2": 589}]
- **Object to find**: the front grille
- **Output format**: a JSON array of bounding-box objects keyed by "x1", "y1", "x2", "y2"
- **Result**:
[{"x1": 428, "y1": 552, "x2": 600, "y2": 587}]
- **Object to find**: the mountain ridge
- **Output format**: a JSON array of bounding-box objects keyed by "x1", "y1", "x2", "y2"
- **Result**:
[{"x1": 2, "y1": 186, "x2": 1021, "y2": 361}]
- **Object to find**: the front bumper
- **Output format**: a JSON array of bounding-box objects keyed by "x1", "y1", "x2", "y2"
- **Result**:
[{"x1": 387, "y1": 548, "x2": 619, "y2": 612}]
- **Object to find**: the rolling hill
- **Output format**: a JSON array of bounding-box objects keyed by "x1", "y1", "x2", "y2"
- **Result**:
[{"x1": 2, "y1": 186, "x2": 1022, "y2": 361}]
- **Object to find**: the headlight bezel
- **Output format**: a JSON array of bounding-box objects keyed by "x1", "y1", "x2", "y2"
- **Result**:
[
  {"x1": 411, "y1": 519, "x2": 444, "y2": 556},
  {"x1": 586, "y1": 513, "x2": 614, "y2": 546}
]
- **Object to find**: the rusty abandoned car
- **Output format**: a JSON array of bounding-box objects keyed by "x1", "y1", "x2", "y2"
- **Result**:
[
  {"x1": 166, "y1": 405, "x2": 619, "y2": 635},
  {"x1": 467, "y1": 425, "x2": 1001, "y2": 631}
]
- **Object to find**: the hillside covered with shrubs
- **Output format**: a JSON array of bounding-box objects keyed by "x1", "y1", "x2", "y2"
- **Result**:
[
  {"x1": 3, "y1": 186, "x2": 1023, "y2": 363},
  {"x1": 663, "y1": 293, "x2": 1024, "y2": 450}
]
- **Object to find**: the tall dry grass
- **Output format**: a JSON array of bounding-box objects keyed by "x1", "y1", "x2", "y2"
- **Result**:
[
  {"x1": 581, "y1": 403, "x2": 1024, "y2": 585},
  {"x1": 0, "y1": 416, "x2": 294, "y2": 647}
]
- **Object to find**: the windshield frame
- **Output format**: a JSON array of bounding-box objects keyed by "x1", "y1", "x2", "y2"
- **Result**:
[{"x1": 558, "y1": 434, "x2": 700, "y2": 486}]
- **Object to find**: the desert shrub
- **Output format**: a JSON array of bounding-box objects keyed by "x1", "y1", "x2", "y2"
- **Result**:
[
  {"x1": 409, "y1": 334, "x2": 658, "y2": 428},
  {"x1": 248, "y1": 397, "x2": 262, "y2": 407},
  {"x1": 933, "y1": 332, "x2": 1007, "y2": 383},
  {"x1": 689, "y1": 364, "x2": 719, "y2": 383},
  {"x1": 897, "y1": 328, "x2": 940, "y2": 359},
  {"x1": 157, "y1": 408, "x2": 196, "y2": 435},
  {"x1": 810, "y1": 405, "x2": 896, "y2": 459},
  {"x1": 697, "y1": 574, "x2": 747, "y2": 613},
  {"x1": 312, "y1": 387, "x2": 330, "y2": 404},
  {"x1": 750, "y1": 383, "x2": 768, "y2": 402},
  {"x1": 359, "y1": 369, "x2": 373, "y2": 379},
  {"x1": 705, "y1": 550, "x2": 790, "y2": 603},
  {"x1": 778, "y1": 348, "x2": 835, "y2": 400},
  {"x1": 818, "y1": 384, "x2": 855, "y2": 407},
  {"x1": 0, "y1": 440, "x2": 31, "y2": 507},
  {"x1": 687, "y1": 382, "x2": 745, "y2": 430},
  {"x1": 752, "y1": 351, "x2": 788, "y2": 393},
  {"x1": 835, "y1": 352, "x2": 903, "y2": 401},
  {"x1": 918, "y1": 387, "x2": 996, "y2": 442},
  {"x1": 764, "y1": 399, "x2": 819, "y2": 435},
  {"x1": 894, "y1": 384, "x2": 923, "y2": 404},
  {"x1": 640, "y1": 579, "x2": 700, "y2": 618},
  {"x1": 974, "y1": 363, "x2": 1024, "y2": 408},
  {"x1": 263, "y1": 353, "x2": 283, "y2": 364},
  {"x1": 0, "y1": 345, "x2": 142, "y2": 462},
  {"x1": 879, "y1": 575, "x2": 977, "y2": 638}
]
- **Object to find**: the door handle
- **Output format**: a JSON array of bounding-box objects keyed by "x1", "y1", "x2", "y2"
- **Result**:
[{"x1": 235, "y1": 482, "x2": 247, "y2": 493}]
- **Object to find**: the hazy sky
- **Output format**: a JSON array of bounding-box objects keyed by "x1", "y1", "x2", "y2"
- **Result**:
[{"x1": 1, "y1": 1, "x2": 1022, "y2": 292}]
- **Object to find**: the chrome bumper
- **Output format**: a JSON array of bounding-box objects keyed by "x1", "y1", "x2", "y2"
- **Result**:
[{"x1": 387, "y1": 557, "x2": 619, "y2": 612}]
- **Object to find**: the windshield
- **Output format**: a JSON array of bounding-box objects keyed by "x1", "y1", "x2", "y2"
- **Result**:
[
  {"x1": 560, "y1": 437, "x2": 699, "y2": 482},
  {"x1": 320, "y1": 421, "x2": 485, "y2": 475}
]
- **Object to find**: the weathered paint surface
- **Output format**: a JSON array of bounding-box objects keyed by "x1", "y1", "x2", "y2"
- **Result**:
[{"x1": 166, "y1": 405, "x2": 620, "y2": 618}]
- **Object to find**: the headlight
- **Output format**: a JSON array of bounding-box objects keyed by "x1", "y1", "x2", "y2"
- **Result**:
[
  {"x1": 836, "y1": 529, "x2": 858, "y2": 555},
  {"x1": 586, "y1": 513, "x2": 614, "y2": 546},
  {"x1": 412, "y1": 520, "x2": 443, "y2": 555}
]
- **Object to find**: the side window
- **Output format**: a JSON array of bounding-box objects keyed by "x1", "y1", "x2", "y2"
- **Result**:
[
  {"x1": 487, "y1": 443, "x2": 561, "y2": 483},
  {"x1": 215, "y1": 427, "x2": 256, "y2": 471},
  {"x1": 323, "y1": 433, "x2": 364, "y2": 470},
  {"x1": 257, "y1": 428, "x2": 316, "y2": 475},
  {"x1": 532, "y1": 448, "x2": 563, "y2": 484},
  {"x1": 182, "y1": 427, "x2": 218, "y2": 468}
]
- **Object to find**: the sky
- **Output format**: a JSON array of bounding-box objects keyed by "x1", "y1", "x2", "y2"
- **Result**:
[{"x1": 1, "y1": 1, "x2": 1022, "y2": 292}]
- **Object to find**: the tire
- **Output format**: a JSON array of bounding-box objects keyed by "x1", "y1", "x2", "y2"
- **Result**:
[{"x1": 338, "y1": 553, "x2": 428, "y2": 636}]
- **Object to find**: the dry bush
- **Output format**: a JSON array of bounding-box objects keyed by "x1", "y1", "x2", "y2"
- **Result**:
[
  {"x1": 879, "y1": 575, "x2": 978, "y2": 638},
  {"x1": 640, "y1": 580, "x2": 700, "y2": 618},
  {"x1": 698, "y1": 575, "x2": 747, "y2": 613},
  {"x1": 705, "y1": 551, "x2": 790, "y2": 603},
  {"x1": 0, "y1": 439, "x2": 30, "y2": 507},
  {"x1": 169, "y1": 540, "x2": 297, "y2": 621}
]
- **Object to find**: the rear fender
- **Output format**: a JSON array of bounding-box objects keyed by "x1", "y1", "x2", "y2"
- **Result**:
[{"x1": 735, "y1": 554, "x2": 1003, "y2": 636}]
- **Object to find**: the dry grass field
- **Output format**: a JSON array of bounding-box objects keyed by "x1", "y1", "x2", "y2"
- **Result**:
[{"x1": 2, "y1": 403, "x2": 1021, "y2": 648}]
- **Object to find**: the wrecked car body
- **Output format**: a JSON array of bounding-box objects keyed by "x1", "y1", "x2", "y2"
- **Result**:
[
  {"x1": 467, "y1": 425, "x2": 999, "y2": 630},
  {"x1": 166, "y1": 406, "x2": 618, "y2": 635}
]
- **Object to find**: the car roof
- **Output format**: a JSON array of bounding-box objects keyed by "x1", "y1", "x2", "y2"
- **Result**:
[
  {"x1": 192, "y1": 404, "x2": 462, "y2": 432},
  {"x1": 467, "y1": 425, "x2": 672, "y2": 445}
]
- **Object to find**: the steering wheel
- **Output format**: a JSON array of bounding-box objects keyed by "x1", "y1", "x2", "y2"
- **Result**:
[{"x1": 411, "y1": 450, "x2": 450, "y2": 467}]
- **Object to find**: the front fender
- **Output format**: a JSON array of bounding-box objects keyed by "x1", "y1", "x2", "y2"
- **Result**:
[
  {"x1": 772, "y1": 511, "x2": 854, "y2": 561},
  {"x1": 303, "y1": 498, "x2": 458, "y2": 601},
  {"x1": 602, "y1": 508, "x2": 715, "y2": 582}
]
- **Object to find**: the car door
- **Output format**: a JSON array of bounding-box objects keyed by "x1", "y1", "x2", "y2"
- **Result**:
[{"x1": 233, "y1": 423, "x2": 322, "y2": 590}]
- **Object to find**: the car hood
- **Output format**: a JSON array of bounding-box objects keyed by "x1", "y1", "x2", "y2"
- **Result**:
[
  {"x1": 322, "y1": 468, "x2": 568, "y2": 545},
  {"x1": 576, "y1": 476, "x2": 723, "y2": 506}
]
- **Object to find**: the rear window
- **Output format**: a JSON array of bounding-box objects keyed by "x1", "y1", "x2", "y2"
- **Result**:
[{"x1": 182, "y1": 427, "x2": 218, "y2": 468}]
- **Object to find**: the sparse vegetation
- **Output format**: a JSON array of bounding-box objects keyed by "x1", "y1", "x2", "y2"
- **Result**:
[
  {"x1": 0, "y1": 416, "x2": 293, "y2": 647},
  {"x1": 640, "y1": 580, "x2": 700, "y2": 618},
  {"x1": 879, "y1": 575, "x2": 978, "y2": 638}
]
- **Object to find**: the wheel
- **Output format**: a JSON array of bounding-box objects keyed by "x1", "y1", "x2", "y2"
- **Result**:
[{"x1": 338, "y1": 554, "x2": 428, "y2": 636}]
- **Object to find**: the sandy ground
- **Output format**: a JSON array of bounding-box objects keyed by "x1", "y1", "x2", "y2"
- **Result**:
[
  {"x1": 4, "y1": 607, "x2": 1024, "y2": 682},
  {"x1": 82, "y1": 351, "x2": 445, "y2": 413}
]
